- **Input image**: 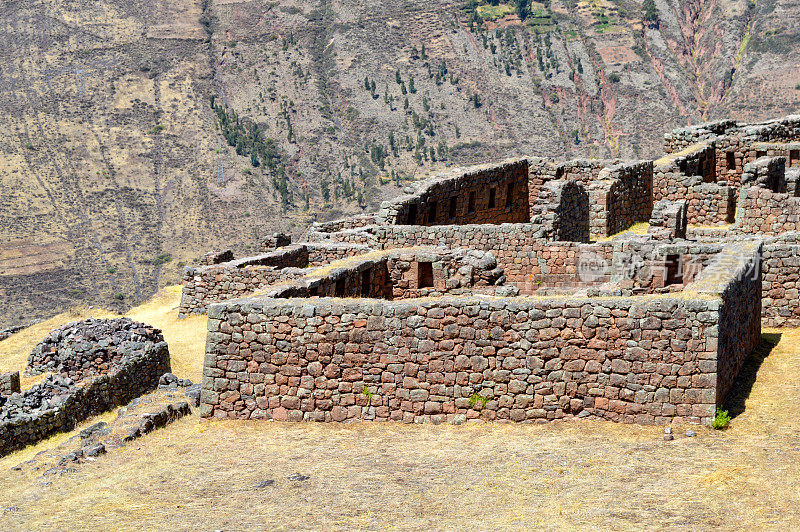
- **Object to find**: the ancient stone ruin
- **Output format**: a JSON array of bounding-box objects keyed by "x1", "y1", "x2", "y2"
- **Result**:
[
  {"x1": 0, "y1": 318, "x2": 171, "y2": 457},
  {"x1": 185, "y1": 115, "x2": 800, "y2": 426}
]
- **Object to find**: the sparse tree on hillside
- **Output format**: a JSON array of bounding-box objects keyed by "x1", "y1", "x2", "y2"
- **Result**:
[
  {"x1": 516, "y1": 0, "x2": 530, "y2": 20},
  {"x1": 643, "y1": 0, "x2": 658, "y2": 24}
]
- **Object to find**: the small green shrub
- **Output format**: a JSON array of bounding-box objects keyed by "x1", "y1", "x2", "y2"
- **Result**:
[
  {"x1": 468, "y1": 392, "x2": 489, "y2": 409},
  {"x1": 113, "y1": 293, "x2": 125, "y2": 301},
  {"x1": 361, "y1": 386, "x2": 375, "y2": 407},
  {"x1": 151, "y1": 253, "x2": 173, "y2": 266},
  {"x1": 608, "y1": 72, "x2": 621, "y2": 83},
  {"x1": 712, "y1": 408, "x2": 731, "y2": 430},
  {"x1": 147, "y1": 124, "x2": 165, "y2": 135},
  {"x1": 107, "y1": 266, "x2": 117, "y2": 274}
]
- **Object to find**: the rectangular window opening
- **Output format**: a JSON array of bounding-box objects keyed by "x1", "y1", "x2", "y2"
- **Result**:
[
  {"x1": 417, "y1": 262, "x2": 434, "y2": 289},
  {"x1": 407, "y1": 203, "x2": 417, "y2": 225},
  {"x1": 335, "y1": 278, "x2": 346, "y2": 297},
  {"x1": 505, "y1": 183, "x2": 514, "y2": 207},
  {"x1": 449, "y1": 197, "x2": 457, "y2": 219},
  {"x1": 726, "y1": 152, "x2": 736, "y2": 171},
  {"x1": 756, "y1": 151, "x2": 767, "y2": 159},
  {"x1": 488, "y1": 188, "x2": 496, "y2": 209},
  {"x1": 428, "y1": 200, "x2": 438, "y2": 224},
  {"x1": 790, "y1": 150, "x2": 799, "y2": 167},
  {"x1": 360, "y1": 269, "x2": 371, "y2": 297},
  {"x1": 468, "y1": 191, "x2": 476, "y2": 213},
  {"x1": 665, "y1": 254, "x2": 683, "y2": 286}
]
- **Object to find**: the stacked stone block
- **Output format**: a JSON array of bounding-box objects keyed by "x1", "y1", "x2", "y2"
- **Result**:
[
  {"x1": 649, "y1": 200, "x2": 688, "y2": 240},
  {"x1": 0, "y1": 372, "x2": 20, "y2": 396},
  {"x1": 0, "y1": 318, "x2": 171, "y2": 457},
  {"x1": 588, "y1": 161, "x2": 653, "y2": 238},
  {"x1": 531, "y1": 180, "x2": 590, "y2": 243},
  {"x1": 260, "y1": 233, "x2": 292, "y2": 252}
]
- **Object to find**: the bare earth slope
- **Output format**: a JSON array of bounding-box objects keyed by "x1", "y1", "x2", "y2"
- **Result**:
[{"x1": 1, "y1": 0, "x2": 799, "y2": 327}]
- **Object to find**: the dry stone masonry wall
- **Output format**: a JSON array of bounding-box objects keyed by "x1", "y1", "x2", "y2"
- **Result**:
[
  {"x1": 200, "y1": 241, "x2": 759, "y2": 426},
  {"x1": 186, "y1": 115, "x2": 800, "y2": 427},
  {"x1": 0, "y1": 318, "x2": 171, "y2": 457}
]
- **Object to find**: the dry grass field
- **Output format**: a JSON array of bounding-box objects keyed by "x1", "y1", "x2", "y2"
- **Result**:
[{"x1": 0, "y1": 287, "x2": 799, "y2": 529}]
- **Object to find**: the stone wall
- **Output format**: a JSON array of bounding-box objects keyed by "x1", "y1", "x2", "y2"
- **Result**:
[
  {"x1": 688, "y1": 242, "x2": 762, "y2": 403},
  {"x1": 588, "y1": 161, "x2": 653, "y2": 238},
  {"x1": 202, "y1": 249, "x2": 234, "y2": 266},
  {"x1": 649, "y1": 200, "x2": 688, "y2": 240},
  {"x1": 0, "y1": 372, "x2": 20, "y2": 396},
  {"x1": 0, "y1": 318, "x2": 171, "y2": 457},
  {"x1": 734, "y1": 187, "x2": 800, "y2": 235},
  {"x1": 376, "y1": 159, "x2": 530, "y2": 226},
  {"x1": 309, "y1": 215, "x2": 377, "y2": 234},
  {"x1": 530, "y1": 180, "x2": 590, "y2": 243},
  {"x1": 260, "y1": 233, "x2": 292, "y2": 252},
  {"x1": 262, "y1": 247, "x2": 506, "y2": 301},
  {"x1": 308, "y1": 224, "x2": 613, "y2": 292},
  {"x1": 199, "y1": 242, "x2": 759, "y2": 426},
  {"x1": 761, "y1": 234, "x2": 800, "y2": 327},
  {"x1": 526, "y1": 158, "x2": 620, "y2": 203},
  {"x1": 179, "y1": 243, "x2": 373, "y2": 316},
  {"x1": 653, "y1": 144, "x2": 734, "y2": 225},
  {"x1": 741, "y1": 156, "x2": 787, "y2": 192}
]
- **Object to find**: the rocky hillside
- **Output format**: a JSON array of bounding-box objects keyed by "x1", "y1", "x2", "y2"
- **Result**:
[{"x1": 0, "y1": 0, "x2": 798, "y2": 328}]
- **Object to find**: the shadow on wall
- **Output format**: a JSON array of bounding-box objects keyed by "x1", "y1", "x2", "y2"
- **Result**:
[{"x1": 723, "y1": 333, "x2": 780, "y2": 419}]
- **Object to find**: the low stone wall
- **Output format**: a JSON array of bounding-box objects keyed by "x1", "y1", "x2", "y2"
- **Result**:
[
  {"x1": 664, "y1": 120, "x2": 736, "y2": 154},
  {"x1": 0, "y1": 319, "x2": 171, "y2": 457},
  {"x1": 179, "y1": 243, "x2": 373, "y2": 316},
  {"x1": 309, "y1": 215, "x2": 377, "y2": 234},
  {"x1": 260, "y1": 233, "x2": 292, "y2": 252},
  {"x1": 263, "y1": 248, "x2": 506, "y2": 301},
  {"x1": 377, "y1": 159, "x2": 530, "y2": 226},
  {"x1": 589, "y1": 161, "x2": 653, "y2": 238},
  {"x1": 202, "y1": 250, "x2": 234, "y2": 266},
  {"x1": 309, "y1": 224, "x2": 613, "y2": 291},
  {"x1": 734, "y1": 187, "x2": 800, "y2": 235},
  {"x1": 199, "y1": 242, "x2": 760, "y2": 426}
]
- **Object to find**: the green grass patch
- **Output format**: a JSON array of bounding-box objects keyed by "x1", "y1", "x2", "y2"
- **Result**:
[{"x1": 476, "y1": 3, "x2": 515, "y2": 20}]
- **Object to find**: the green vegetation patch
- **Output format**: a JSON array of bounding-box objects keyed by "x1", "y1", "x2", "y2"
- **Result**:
[{"x1": 477, "y1": 3, "x2": 515, "y2": 20}]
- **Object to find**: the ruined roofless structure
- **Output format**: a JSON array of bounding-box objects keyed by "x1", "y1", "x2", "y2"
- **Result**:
[{"x1": 183, "y1": 115, "x2": 800, "y2": 426}]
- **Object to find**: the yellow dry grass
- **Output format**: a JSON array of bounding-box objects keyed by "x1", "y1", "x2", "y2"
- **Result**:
[
  {"x1": 595, "y1": 221, "x2": 650, "y2": 241},
  {"x1": 0, "y1": 292, "x2": 799, "y2": 529},
  {"x1": 0, "y1": 285, "x2": 206, "y2": 387}
]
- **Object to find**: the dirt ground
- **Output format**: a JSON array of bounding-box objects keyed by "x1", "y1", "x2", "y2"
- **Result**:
[{"x1": 0, "y1": 288, "x2": 799, "y2": 530}]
